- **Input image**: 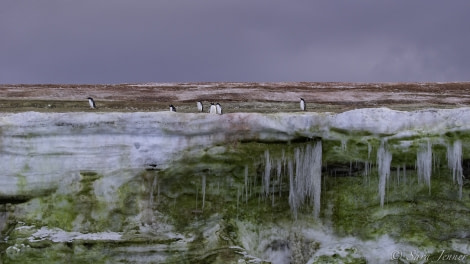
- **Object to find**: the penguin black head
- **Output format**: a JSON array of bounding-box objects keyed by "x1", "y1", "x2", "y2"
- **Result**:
[{"x1": 215, "y1": 103, "x2": 223, "y2": 115}]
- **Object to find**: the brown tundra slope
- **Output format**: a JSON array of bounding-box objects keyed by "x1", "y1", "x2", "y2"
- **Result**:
[{"x1": 0, "y1": 82, "x2": 470, "y2": 113}]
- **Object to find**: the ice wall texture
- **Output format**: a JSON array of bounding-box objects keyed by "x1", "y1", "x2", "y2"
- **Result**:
[
  {"x1": 1, "y1": 107, "x2": 470, "y2": 200},
  {"x1": 1, "y1": 108, "x2": 470, "y2": 263}
]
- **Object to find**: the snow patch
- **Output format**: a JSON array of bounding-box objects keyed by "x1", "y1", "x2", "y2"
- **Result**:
[{"x1": 28, "y1": 226, "x2": 121, "y2": 243}]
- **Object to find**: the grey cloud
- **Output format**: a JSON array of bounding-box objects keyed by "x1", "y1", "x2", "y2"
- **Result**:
[{"x1": 1, "y1": 0, "x2": 469, "y2": 83}]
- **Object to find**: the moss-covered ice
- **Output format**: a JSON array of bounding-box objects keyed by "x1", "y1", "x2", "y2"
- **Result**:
[{"x1": 1, "y1": 108, "x2": 470, "y2": 263}]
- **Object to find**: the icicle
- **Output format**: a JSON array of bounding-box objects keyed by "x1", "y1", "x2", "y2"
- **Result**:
[
  {"x1": 195, "y1": 186, "x2": 198, "y2": 211},
  {"x1": 312, "y1": 141, "x2": 322, "y2": 218},
  {"x1": 288, "y1": 159, "x2": 298, "y2": 219},
  {"x1": 272, "y1": 185, "x2": 275, "y2": 207},
  {"x1": 294, "y1": 147, "x2": 302, "y2": 200},
  {"x1": 237, "y1": 187, "x2": 240, "y2": 220},
  {"x1": 396, "y1": 165, "x2": 400, "y2": 185},
  {"x1": 417, "y1": 141, "x2": 432, "y2": 193},
  {"x1": 363, "y1": 161, "x2": 370, "y2": 186},
  {"x1": 349, "y1": 161, "x2": 352, "y2": 177},
  {"x1": 250, "y1": 166, "x2": 253, "y2": 198},
  {"x1": 244, "y1": 165, "x2": 249, "y2": 203},
  {"x1": 157, "y1": 181, "x2": 160, "y2": 204},
  {"x1": 264, "y1": 150, "x2": 271, "y2": 197},
  {"x1": 201, "y1": 174, "x2": 206, "y2": 210},
  {"x1": 277, "y1": 159, "x2": 282, "y2": 198},
  {"x1": 149, "y1": 175, "x2": 158, "y2": 207},
  {"x1": 447, "y1": 140, "x2": 464, "y2": 199},
  {"x1": 364, "y1": 142, "x2": 373, "y2": 185},
  {"x1": 341, "y1": 139, "x2": 347, "y2": 151},
  {"x1": 403, "y1": 164, "x2": 407, "y2": 184},
  {"x1": 377, "y1": 140, "x2": 392, "y2": 207},
  {"x1": 288, "y1": 141, "x2": 322, "y2": 218},
  {"x1": 364, "y1": 161, "x2": 369, "y2": 177}
]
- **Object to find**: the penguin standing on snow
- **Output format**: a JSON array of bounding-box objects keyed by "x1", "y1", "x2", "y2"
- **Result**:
[
  {"x1": 169, "y1": 104, "x2": 176, "y2": 112},
  {"x1": 87, "y1": 97, "x2": 96, "y2": 109},
  {"x1": 209, "y1": 103, "x2": 217, "y2": 114},
  {"x1": 197, "y1": 101, "x2": 203, "y2": 112},
  {"x1": 300, "y1": 98, "x2": 306, "y2": 111},
  {"x1": 216, "y1": 103, "x2": 223, "y2": 115}
]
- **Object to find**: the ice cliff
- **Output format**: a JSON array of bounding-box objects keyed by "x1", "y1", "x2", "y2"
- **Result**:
[
  {"x1": 1, "y1": 107, "x2": 470, "y2": 263},
  {"x1": 1, "y1": 107, "x2": 469, "y2": 198}
]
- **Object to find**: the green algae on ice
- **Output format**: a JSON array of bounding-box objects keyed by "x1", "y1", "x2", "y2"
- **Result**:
[{"x1": 1, "y1": 109, "x2": 470, "y2": 263}]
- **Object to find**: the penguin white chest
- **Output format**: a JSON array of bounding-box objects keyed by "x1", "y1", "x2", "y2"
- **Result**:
[
  {"x1": 209, "y1": 104, "x2": 217, "y2": 114},
  {"x1": 197, "y1": 101, "x2": 203, "y2": 112},
  {"x1": 300, "y1": 99, "x2": 306, "y2": 111},
  {"x1": 88, "y1": 98, "x2": 96, "y2": 108}
]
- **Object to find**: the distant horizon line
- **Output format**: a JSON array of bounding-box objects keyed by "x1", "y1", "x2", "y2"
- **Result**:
[{"x1": 2, "y1": 81, "x2": 470, "y2": 86}]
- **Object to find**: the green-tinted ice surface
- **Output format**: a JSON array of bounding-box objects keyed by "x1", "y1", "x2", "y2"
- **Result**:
[{"x1": 1, "y1": 116, "x2": 470, "y2": 263}]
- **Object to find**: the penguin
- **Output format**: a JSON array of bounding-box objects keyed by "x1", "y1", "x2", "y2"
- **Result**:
[
  {"x1": 87, "y1": 97, "x2": 96, "y2": 109},
  {"x1": 216, "y1": 103, "x2": 222, "y2": 115},
  {"x1": 169, "y1": 104, "x2": 176, "y2": 112},
  {"x1": 197, "y1": 101, "x2": 203, "y2": 112},
  {"x1": 300, "y1": 98, "x2": 306, "y2": 111},
  {"x1": 209, "y1": 103, "x2": 217, "y2": 114}
]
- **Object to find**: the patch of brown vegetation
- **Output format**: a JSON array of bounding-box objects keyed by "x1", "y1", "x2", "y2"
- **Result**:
[{"x1": 0, "y1": 82, "x2": 469, "y2": 113}]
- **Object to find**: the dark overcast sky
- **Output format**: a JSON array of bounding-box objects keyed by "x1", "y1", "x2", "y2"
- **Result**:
[{"x1": 1, "y1": 1, "x2": 469, "y2": 84}]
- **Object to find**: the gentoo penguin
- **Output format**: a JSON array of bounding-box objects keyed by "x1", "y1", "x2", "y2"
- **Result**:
[
  {"x1": 209, "y1": 103, "x2": 217, "y2": 114},
  {"x1": 216, "y1": 103, "x2": 222, "y2": 115},
  {"x1": 87, "y1": 97, "x2": 96, "y2": 109},
  {"x1": 197, "y1": 101, "x2": 203, "y2": 112},
  {"x1": 169, "y1": 104, "x2": 176, "y2": 112},
  {"x1": 300, "y1": 98, "x2": 306, "y2": 111}
]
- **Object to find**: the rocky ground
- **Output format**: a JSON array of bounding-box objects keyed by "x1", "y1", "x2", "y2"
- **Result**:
[{"x1": 1, "y1": 82, "x2": 470, "y2": 113}]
